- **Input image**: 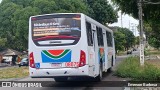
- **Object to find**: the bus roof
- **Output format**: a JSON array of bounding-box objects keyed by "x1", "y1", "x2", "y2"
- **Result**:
[
  {"x1": 30, "y1": 13, "x2": 82, "y2": 18},
  {"x1": 84, "y1": 15, "x2": 113, "y2": 33}
]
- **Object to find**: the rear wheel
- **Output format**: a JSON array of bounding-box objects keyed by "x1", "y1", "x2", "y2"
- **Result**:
[
  {"x1": 111, "y1": 56, "x2": 114, "y2": 66},
  {"x1": 107, "y1": 67, "x2": 112, "y2": 73},
  {"x1": 108, "y1": 57, "x2": 113, "y2": 72},
  {"x1": 54, "y1": 77, "x2": 68, "y2": 82}
]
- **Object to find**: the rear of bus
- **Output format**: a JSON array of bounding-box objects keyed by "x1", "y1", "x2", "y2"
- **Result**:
[{"x1": 28, "y1": 13, "x2": 90, "y2": 79}]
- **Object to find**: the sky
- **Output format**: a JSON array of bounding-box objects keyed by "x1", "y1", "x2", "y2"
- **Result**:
[{"x1": 109, "y1": 11, "x2": 139, "y2": 36}]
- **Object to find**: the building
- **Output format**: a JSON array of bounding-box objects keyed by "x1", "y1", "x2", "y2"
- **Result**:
[{"x1": 0, "y1": 49, "x2": 22, "y2": 65}]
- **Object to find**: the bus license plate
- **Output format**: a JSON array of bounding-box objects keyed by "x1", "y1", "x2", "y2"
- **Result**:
[{"x1": 51, "y1": 63, "x2": 62, "y2": 68}]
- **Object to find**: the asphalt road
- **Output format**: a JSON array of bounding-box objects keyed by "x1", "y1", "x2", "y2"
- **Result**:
[{"x1": 0, "y1": 50, "x2": 139, "y2": 90}]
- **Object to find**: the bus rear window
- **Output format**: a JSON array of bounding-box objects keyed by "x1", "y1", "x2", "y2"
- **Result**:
[{"x1": 31, "y1": 14, "x2": 81, "y2": 46}]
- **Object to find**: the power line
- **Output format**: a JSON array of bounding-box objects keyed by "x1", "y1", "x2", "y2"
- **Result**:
[{"x1": 143, "y1": 0, "x2": 160, "y2": 4}]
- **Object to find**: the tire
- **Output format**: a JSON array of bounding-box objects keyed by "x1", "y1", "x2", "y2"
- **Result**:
[
  {"x1": 19, "y1": 65, "x2": 21, "y2": 67},
  {"x1": 95, "y1": 63, "x2": 103, "y2": 81},
  {"x1": 108, "y1": 57, "x2": 113, "y2": 73},
  {"x1": 54, "y1": 77, "x2": 68, "y2": 82},
  {"x1": 111, "y1": 56, "x2": 114, "y2": 66},
  {"x1": 107, "y1": 67, "x2": 112, "y2": 73}
]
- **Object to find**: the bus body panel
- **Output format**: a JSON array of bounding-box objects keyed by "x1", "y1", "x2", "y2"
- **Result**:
[
  {"x1": 29, "y1": 65, "x2": 89, "y2": 77},
  {"x1": 84, "y1": 15, "x2": 115, "y2": 75},
  {"x1": 29, "y1": 14, "x2": 92, "y2": 77},
  {"x1": 29, "y1": 13, "x2": 115, "y2": 78}
]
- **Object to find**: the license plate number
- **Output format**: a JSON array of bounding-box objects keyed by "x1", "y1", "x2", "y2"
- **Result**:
[{"x1": 51, "y1": 63, "x2": 62, "y2": 68}]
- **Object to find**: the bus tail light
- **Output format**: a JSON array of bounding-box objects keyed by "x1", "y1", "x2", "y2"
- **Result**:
[
  {"x1": 79, "y1": 50, "x2": 86, "y2": 67},
  {"x1": 29, "y1": 52, "x2": 35, "y2": 68}
]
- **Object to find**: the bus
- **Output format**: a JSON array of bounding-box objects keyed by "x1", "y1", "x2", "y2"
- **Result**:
[{"x1": 29, "y1": 13, "x2": 116, "y2": 81}]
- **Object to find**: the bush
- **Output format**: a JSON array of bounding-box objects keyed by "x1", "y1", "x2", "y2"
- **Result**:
[
  {"x1": 115, "y1": 56, "x2": 160, "y2": 80},
  {"x1": 144, "y1": 48, "x2": 149, "y2": 56}
]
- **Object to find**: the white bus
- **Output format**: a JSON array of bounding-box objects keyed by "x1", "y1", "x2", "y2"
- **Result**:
[{"x1": 29, "y1": 13, "x2": 116, "y2": 81}]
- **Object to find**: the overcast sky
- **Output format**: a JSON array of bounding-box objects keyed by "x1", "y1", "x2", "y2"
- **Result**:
[{"x1": 109, "y1": 11, "x2": 139, "y2": 36}]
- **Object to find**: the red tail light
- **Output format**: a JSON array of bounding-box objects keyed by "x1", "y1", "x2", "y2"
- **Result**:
[
  {"x1": 79, "y1": 50, "x2": 86, "y2": 67},
  {"x1": 29, "y1": 52, "x2": 35, "y2": 68},
  {"x1": 31, "y1": 17, "x2": 36, "y2": 21}
]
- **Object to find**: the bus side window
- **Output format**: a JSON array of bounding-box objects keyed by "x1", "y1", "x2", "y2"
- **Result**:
[
  {"x1": 97, "y1": 27, "x2": 104, "y2": 46},
  {"x1": 86, "y1": 22, "x2": 93, "y2": 46},
  {"x1": 106, "y1": 31, "x2": 113, "y2": 47}
]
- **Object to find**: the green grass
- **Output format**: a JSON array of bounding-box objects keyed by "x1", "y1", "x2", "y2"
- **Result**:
[
  {"x1": 145, "y1": 49, "x2": 160, "y2": 56},
  {"x1": 117, "y1": 51, "x2": 126, "y2": 56},
  {"x1": 148, "y1": 51, "x2": 160, "y2": 55},
  {"x1": 0, "y1": 67, "x2": 29, "y2": 79},
  {"x1": 115, "y1": 56, "x2": 160, "y2": 80}
]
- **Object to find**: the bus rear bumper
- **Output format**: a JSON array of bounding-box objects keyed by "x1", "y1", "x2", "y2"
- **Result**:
[{"x1": 29, "y1": 65, "x2": 91, "y2": 78}]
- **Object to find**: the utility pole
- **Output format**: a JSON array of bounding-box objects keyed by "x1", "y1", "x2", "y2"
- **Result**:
[{"x1": 138, "y1": 0, "x2": 144, "y2": 66}]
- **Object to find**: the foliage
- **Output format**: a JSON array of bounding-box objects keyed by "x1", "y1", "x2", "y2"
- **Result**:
[
  {"x1": 118, "y1": 28, "x2": 135, "y2": 50},
  {"x1": 114, "y1": 27, "x2": 135, "y2": 52},
  {"x1": 115, "y1": 56, "x2": 160, "y2": 80},
  {"x1": 114, "y1": 30, "x2": 125, "y2": 52},
  {"x1": 148, "y1": 36, "x2": 160, "y2": 49},
  {"x1": 144, "y1": 48, "x2": 149, "y2": 56},
  {"x1": 0, "y1": 0, "x2": 118, "y2": 51},
  {"x1": 0, "y1": 38, "x2": 7, "y2": 51},
  {"x1": 86, "y1": 0, "x2": 118, "y2": 24},
  {"x1": 135, "y1": 36, "x2": 139, "y2": 45},
  {"x1": 144, "y1": 23, "x2": 160, "y2": 49}
]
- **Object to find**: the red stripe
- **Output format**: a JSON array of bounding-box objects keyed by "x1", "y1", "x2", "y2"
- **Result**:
[
  {"x1": 48, "y1": 50, "x2": 64, "y2": 56},
  {"x1": 34, "y1": 35, "x2": 79, "y2": 41}
]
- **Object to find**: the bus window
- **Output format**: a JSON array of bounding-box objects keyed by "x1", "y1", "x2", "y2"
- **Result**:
[
  {"x1": 86, "y1": 22, "x2": 93, "y2": 46},
  {"x1": 97, "y1": 27, "x2": 104, "y2": 46},
  {"x1": 106, "y1": 31, "x2": 113, "y2": 47},
  {"x1": 31, "y1": 14, "x2": 81, "y2": 46}
]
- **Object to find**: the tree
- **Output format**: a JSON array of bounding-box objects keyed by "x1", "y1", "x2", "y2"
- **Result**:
[
  {"x1": 33, "y1": 0, "x2": 57, "y2": 14},
  {"x1": 11, "y1": 6, "x2": 40, "y2": 51},
  {"x1": 114, "y1": 31, "x2": 126, "y2": 53},
  {"x1": 0, "y1": 0, "x2": 119, "y2": 51},
  {"x1": 0, "y1": 2, "x2": 22, "y2": 50},
  {"x1": 0, "y1": 38, "x2": 7, "y2": 51},
  {"x1": 135, "y1": 36, "x2": 140, "y2": 45},
  {"x1": 113, "y1": 27, "x2": 136, "y2": 53},
  {"x1": 0, "y1": 0, "x2": 91, "y2": 51},
  {"x1": 86, "y1": 0, "x2": 118, "y2": 24},
  {"x1": 112, "y1": 0, "x2": 160, "y2": 49},
  {"x1": 148, "y1": 36, "x2": 160, "y2": 49},
  {"x1": 54, "y1": 0, "x2": 89, "y2": 14}
]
